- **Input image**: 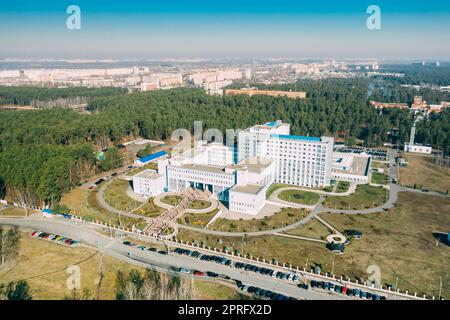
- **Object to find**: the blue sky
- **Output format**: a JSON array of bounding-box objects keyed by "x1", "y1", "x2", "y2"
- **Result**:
[{"x1": 0, "y1": 0, "x2": 449, "y2": 60}]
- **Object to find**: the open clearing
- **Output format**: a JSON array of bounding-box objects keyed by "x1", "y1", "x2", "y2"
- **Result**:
[
  {"x1": 323, "y1": 184, "x2": 388, "y2": 210},
  {"x1": 320, "y1": 192, "x2": 450, "y2": 298},
  {"x1": 399, "y1": 154, "x2": 450, "y2": 193},
  {"x1": 0, "y1": 232, "x2": 242, "y2": 300}
]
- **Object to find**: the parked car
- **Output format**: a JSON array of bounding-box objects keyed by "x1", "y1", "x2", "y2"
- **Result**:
[
  {"x1": 158, "y1": 250, "x2": 167, "y2": 255},
  {"x1": 147, "y1": 247, "x2": 157, "y2": 252},
  {"x1": 122, "y1": 241, "x2": 133, "y2": 246},
  {"x1": 206, "y1": 272, "x2": 219, "y2": 277},
  {"x1": 178, "y1": 268, "x2": 191, "y2": 274},
  {"x1": 193, "y1": 270, "x2": 205, "y2": 276},
  {"x1": 298, "y1": 283, "x2": 309, "y2": 290}
]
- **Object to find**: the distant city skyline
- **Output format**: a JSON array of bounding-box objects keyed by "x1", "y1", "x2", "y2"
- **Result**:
[{"x1": 1, "y1": 0, "x2": 450, "y2": 60}]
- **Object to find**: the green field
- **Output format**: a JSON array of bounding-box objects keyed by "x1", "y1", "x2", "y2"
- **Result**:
[
  {"x1": 278, "y1": 189, "x2": 320, "y2": 205},
  {"x1": 210, "y1": 208, "x2": 308, "y2": 232},
  {"x1": 371, "y1": 172, "x2": 390, "y2": 185},
  {"x1": 324, "y1": 184, "x2": 388, "y2": 210}
]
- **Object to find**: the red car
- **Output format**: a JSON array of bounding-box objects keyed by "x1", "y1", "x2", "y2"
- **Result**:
[
  {"x1": 193, "y1": 271, "x2": 205, "y2": 276},
  {"x1": 342, "y1": 287, "x2": 348, "y2": 294},
  {"x1": 31, "y1": 231, "x2": 40, "y2": 237}
]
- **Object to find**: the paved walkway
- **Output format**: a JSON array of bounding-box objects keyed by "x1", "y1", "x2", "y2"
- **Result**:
[{"x1": 273, "y1": 232, "x2": 328, "y2": 244}]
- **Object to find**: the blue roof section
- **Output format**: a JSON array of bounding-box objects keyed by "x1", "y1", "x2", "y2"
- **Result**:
[
  {"x1": 42, "y1": 209, "x2": 53, "y2": 214},
  {"x1": 264, "y1": 121, "x2": 278, "y2": 127},
  {"x1": 271, "y1": 134, "x2": 321, "y2": 142},
  {"x1": 138, "y1": 150, "x2": 168, "y2": 163}
]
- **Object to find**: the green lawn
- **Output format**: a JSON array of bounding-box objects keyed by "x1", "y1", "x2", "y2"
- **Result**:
[
  {"x1": 210, "y1": 208, "x2": 308, "y2": 232},
  {"x1": 104, "y1": 179, "x2": 143, "y2": 211},
  {"x1": 371, "y1": 172, "x2": 390, "y2": 185},
  {"x1": 134, "y1": 200, "x2": 164, "y2": 218},
  {"x1": 178, "y1": 209, "x2": 219, "y2": 228},
  {"x1": 160, "y1": 195, "x2": 182, "y2": 206},
  {"x1": 187, "y1": 199, "x2": 211, "y2": 210},
  {"x1": 283, "y1": 218, "x2": 332, "y2": 240},
  {"x1": 336, "y1": 181, "x2": 351, "y2": 193},
  {"x1": 323, "y1": 184, "x2": 388, "y2": 210},
  {"x1": 60, "y1": 188, "x2": 145, "y2": 230},
  {"x1": 278, "y1": 190, "x2": 320, "y2": 205},
  {"x1": 266, "y1": 183, "x2": 290, "y2": 197}
]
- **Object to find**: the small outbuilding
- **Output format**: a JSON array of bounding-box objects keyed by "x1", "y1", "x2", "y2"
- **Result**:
[
  {"x1": 42, "y1": 209, "x2": 54, "y2": 218},
  {"x1": 344, "y1": 229, "x2": 363, "y2": 239},
  {"x1": 326, "y1": 243, "x2": 345, "y2": 254}
]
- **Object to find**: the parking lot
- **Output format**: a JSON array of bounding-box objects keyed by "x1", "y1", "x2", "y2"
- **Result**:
[
  {"x1": 335, "y1": 146, "x2": 388, "y2": 161},
  {"x1": 31, "y1": 230, "x2": 79, "y2": 247}
]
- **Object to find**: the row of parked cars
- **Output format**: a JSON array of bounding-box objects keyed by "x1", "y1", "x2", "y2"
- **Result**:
[
  {"x1": 310, "y1": 280, "x2": 386, "y2": 300},
  {"x1": 235, "y1": 280, "x2": 296, "y2": 300},
  {"x1": 234, "y1": 262, "x2": 299, "y2": 283},
  {"x1": 31, "y1": 231, "x2": 79, "y2": 246},
  {"x1": 122, "y1": 240, "x2": 167, "y2": 255},
  {"x1": 173, "y1": 247, "x2": 232, "y2": 266}
]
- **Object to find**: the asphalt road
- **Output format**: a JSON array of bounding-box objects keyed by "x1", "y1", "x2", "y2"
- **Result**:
[{"x1": 0, "y1": 217, "x2": 343, "y2": 300}]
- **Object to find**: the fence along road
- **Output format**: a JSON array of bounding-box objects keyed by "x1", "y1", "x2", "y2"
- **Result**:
[{"x1": 0, "y1": 215, "x2": 429, "y2": 300}]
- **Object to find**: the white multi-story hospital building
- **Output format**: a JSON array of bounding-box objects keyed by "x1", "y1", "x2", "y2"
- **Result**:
[{"x1": 133, "y1": 120, "x2": 335, "y2": 215}]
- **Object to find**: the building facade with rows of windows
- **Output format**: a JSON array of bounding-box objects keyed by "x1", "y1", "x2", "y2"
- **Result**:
[{"x1": 133, "y1": 120, "x2": 334, "y2": 215}]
